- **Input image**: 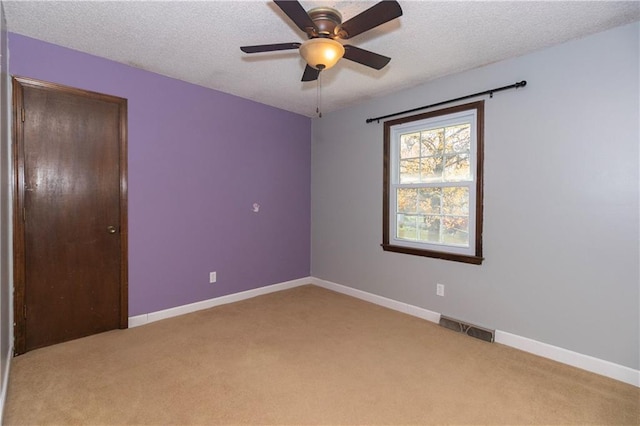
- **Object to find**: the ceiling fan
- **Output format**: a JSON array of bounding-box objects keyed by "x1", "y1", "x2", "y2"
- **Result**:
[{"x1": 240, "y1": 1, "x2": 403, "y2": 82}]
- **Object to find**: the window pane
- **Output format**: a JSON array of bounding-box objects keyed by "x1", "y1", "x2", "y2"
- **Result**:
[
  {"x1": 417, "y1": 217, "x2": 429, "y2": 242},
  {"x1": 419, "y1": 216, "x2": 441, "y2": 244},
  {"x1": 420, "y1": 157, "x2": 443, "y2": 182},
  {"x1": 397, "y1": 188, "x2": 418, "y2": 213},
  {"x1": 397, "y1": 214, "x2": 417, "y2": 240},
  {"x1": 421, "y1": 128, "x2": 444, "y2": 156},
  {"x1": 418, "y1": 188, "x2": 441, "y2": 214},
  {"x1": 442, "y1": 216, "x2": 469, "y2": 246},
  {"x1": 445, "y1": 124, "x2": 470, "y2": 153},
  {"x1": 400, "y1": 133, "x2": 420, "y2": 159},
  {"x1": 443, "y1": 187, "x2": 469, "y2": 215},
  {"x1": 400, "y1": 159, "x2": 420, "y2": 183},
  {"x1": 444, "y1": 153, "x2": 471, "y2": 181}
]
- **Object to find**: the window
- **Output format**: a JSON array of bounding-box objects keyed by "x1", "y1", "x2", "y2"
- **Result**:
[{"x1": 383, "y1": 101, "x2": 484, "y2": 264}]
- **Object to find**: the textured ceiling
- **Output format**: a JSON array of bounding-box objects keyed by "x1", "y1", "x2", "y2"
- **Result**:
[{"x1": 3, "y1": 1, "x2": 639, "y2": 117}]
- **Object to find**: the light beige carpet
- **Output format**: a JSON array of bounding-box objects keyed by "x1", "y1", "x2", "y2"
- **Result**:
[{"x1": 3, "y1": 285, "x2": 639, "y2": 425}]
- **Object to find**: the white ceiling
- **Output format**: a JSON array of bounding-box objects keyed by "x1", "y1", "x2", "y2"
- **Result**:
[{"x1": 3, "y1": 1, "x2": 639, "y2": 117}]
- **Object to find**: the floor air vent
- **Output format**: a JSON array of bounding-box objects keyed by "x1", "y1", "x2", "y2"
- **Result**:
[{"x1": 439, "y1": 315, "x2": 495, "y2": 343}]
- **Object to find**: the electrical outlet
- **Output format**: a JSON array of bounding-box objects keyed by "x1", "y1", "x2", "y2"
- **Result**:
[
  {"x1": 436, "y1": 283, "x2": 445, "y2": 297},
  {"x1": 209, "y1": 271, "x2": 217, "y2": 283}
]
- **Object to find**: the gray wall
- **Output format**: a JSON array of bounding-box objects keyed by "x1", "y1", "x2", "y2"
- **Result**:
[
  {"x1": 0, "y1": 0, "x2": 12, "y2": 415},
  {"x1": 311, "y1": 22, "x2": 639, "y2": 370}
]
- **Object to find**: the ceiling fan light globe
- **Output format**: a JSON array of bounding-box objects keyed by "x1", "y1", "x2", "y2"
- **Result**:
[{"x1": 299, "y1": 38, "x2": 345, "y2": 71}]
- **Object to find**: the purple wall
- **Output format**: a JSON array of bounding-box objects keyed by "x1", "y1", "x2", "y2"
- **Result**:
[{"x1": 9, "y1": 33, "x2": 311, "y2": 316}]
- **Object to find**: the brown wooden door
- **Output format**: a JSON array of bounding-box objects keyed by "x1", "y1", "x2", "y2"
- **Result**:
[{"x1": 13, "y1": 77, "x2": 128, "y2": 354}]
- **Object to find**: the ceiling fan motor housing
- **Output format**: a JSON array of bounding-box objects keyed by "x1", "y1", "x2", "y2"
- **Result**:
[{"x1": 307, "y1": 7, "x2": 343, "y2": 37}]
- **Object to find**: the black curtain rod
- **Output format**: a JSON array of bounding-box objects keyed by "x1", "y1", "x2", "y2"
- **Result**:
[{"x1": 365, "y1": 80, "x2": 527, "y2": 123}]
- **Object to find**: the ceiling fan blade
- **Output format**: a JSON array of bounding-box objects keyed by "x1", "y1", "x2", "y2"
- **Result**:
[
  {"x1": 241, "y1": 42, "x2": 301, "y2": 54},
  {"x1": 301, "y1": 65, "x2": 320, "y2": 82},
  {"x1": 338, "y1": 1, "x2": 403, "y2": 39},
  {"x1": 343, "y1": 45, "x2": 391, "y2": 70},
  {"x1": 274, "y1": 0, "x2": 318, "y2": 35}
]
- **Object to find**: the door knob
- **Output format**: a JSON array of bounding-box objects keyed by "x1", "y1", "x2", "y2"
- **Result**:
[{"x1": 107, "y1": 226, "x2": 117, "y2": 234}]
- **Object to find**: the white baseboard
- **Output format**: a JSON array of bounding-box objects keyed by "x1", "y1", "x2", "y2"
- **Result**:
[
  {"x1": 128, "y1": 275, "x2": 639, "y2": 387},
  {"x1": 310, "y1": 277, "x2": 441, "y2": 323},
  {"x1": 0, "y1": 346, "x2": 13, "y2": 424},
  {"x1": 129, "y1": 277, "x2": 311, "y2": 328},
  {"x1": 495, "y1": 330, "x2": 640, "y2": 387}
]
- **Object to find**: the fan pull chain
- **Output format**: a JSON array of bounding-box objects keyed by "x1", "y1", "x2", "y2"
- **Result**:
[{"x1": 316, "y1": 71, "x2": 322, "y2": 118}]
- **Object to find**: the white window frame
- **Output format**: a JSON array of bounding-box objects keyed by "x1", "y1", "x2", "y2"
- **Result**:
[{"x1": 382, "y1": 101, "x2": 484, "y2": 264}]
